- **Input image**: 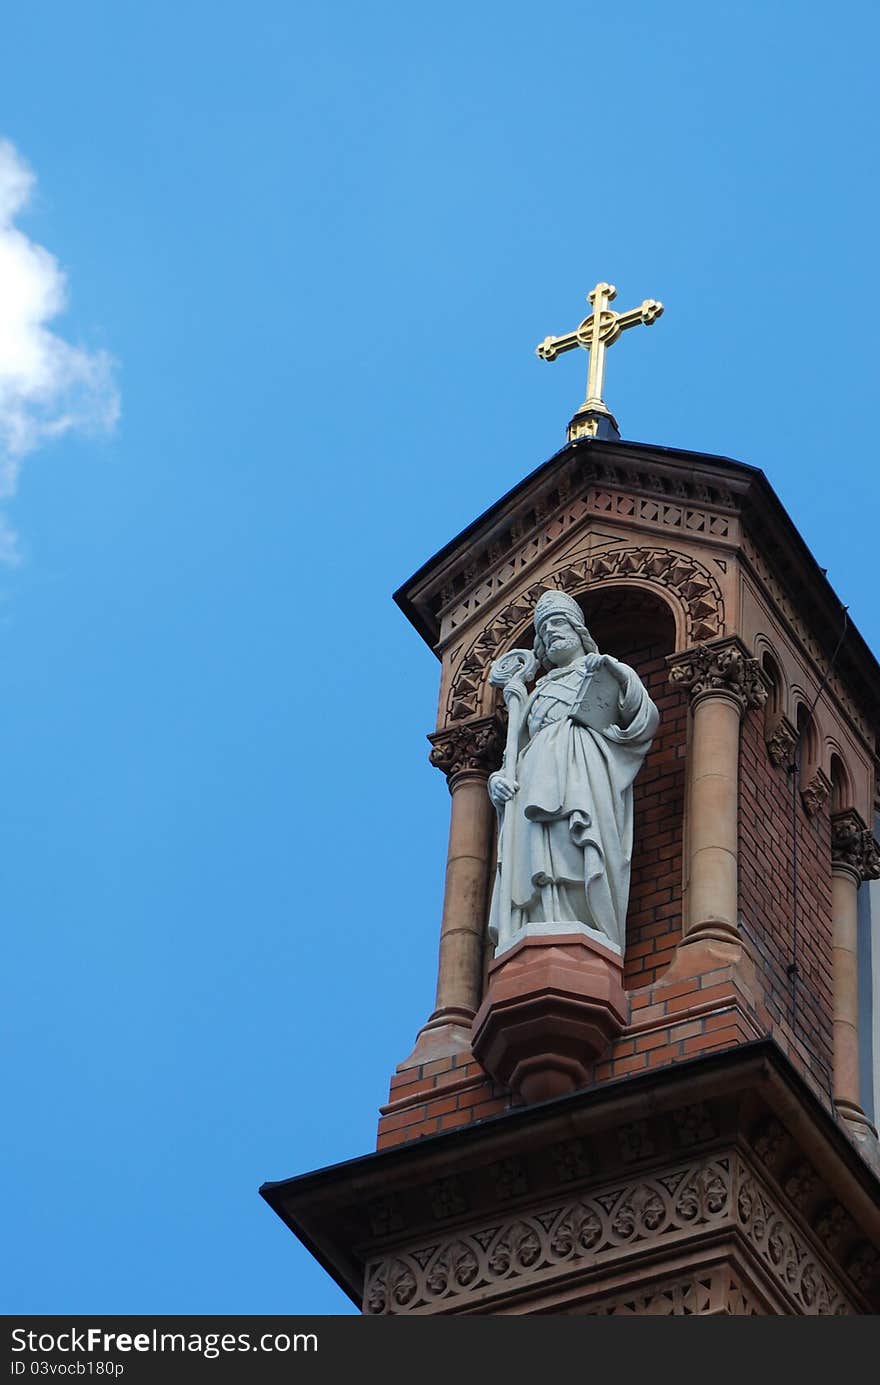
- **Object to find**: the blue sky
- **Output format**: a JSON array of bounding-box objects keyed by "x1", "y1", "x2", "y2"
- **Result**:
[{"x1": 1, "y1": 1, "x2": 878, "y2": 1314}]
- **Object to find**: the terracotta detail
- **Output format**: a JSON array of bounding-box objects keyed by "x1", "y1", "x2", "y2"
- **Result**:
[
  {"x1": 438, "y1": 457, "x2": 736, "y2": 643},
  {"x1": 618, "y1": 1121, "x2": 655, "y2": 1164},
  {"x1": 831, "y1": 809, "x2": 880, "y2": 881},
  {"x1": 363, "y1": 1153, "x2": 858, "y2": 1315},
  {"x1": 765, "y1": 716, "x2": 798, "y2": 768},
  {"x1": 366, "y1": 1195, "x2": 405, "y2": 1237},
  {"x1": 801, "y1": 769, "x2": 831, "y2": 817},
  {"x1": 734, "y1": 1172, "x2": 853, "y2": 1313},
  {"x1": 584, "y1": 1269, "x2": 762, "y2": 1315},
  {"x1": 470, "y1": 934, "x2": 628, "y2": 1104},
  {"x1": 668, "y1": 638, "x2": 766, "y2": 713},
  {"x1": 491, "y1": 1159, "x2": 529, "y2": 1201},
  {"x1": 673, "y1": 1103, "x2": 717, "y2": 1147},
  {"x1": 551, "y1": 1139, "x2": 593, "y2": 1183},
  {"x1": 446, "y1": 546, "x2": 723, "y2": 725},
  {"x1": 428, "y1": 1178, "x2": 468, "y2": 1220},
  {"x1": 428, "y1": 715, "x2": 504, "y2": 781}
]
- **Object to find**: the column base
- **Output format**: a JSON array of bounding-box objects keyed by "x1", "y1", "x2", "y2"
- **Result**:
[
  {"x1": 679, "y1": 920, "x2": 741, "y2": 948},
  {"x1": 397, "y1": 1012, "x2": 475, "y2": 1070},
  {"x1": 835, "y1": 1101, "x2": 880, "y2": 1175}
]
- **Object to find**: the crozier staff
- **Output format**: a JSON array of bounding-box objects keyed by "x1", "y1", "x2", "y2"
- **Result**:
[{"x1": 488, "y1": 590, "x2": 659, "y2": 954}]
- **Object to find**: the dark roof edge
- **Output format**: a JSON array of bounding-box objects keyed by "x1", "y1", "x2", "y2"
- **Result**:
[
  {"x1": 259, "y1": 1037, "x2": 879, "y2": 1222},
  {"x1": 391, "y1": 437, "x2": 880, "y2": 723}
]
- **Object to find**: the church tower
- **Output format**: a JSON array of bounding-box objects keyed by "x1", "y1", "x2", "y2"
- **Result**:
[{"x1": 262, "y1": 284, "x2": 880, "y2": 1315}]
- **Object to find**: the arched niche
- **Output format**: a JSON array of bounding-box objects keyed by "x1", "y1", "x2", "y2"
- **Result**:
[
  {"x1": 795, "y1": 700, "x2": 820, "y2": 782},
  {"x1": 761, "y1": 649, "x2": 785, "y2": 720},
  {"x1": 491, "y1": 584, "x2": 684, "y2": 992},
  {"x1": 829, "y1": 751, "x2": 853, "y2": 814},
  {"x1": 444, "y1": 545, "x2": 723, "y2": 726}
]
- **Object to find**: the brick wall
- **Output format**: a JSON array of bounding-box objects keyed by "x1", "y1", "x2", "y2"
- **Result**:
[
  {"x1": 623, "y1": 643, "x2": 687, "y2": 989},
  {"x1": 738, "y1": 711, "x2": 834, "y2": 1099},
  {"x1": 376, "y1": 970, "x2": 761, "y2": 1151}
]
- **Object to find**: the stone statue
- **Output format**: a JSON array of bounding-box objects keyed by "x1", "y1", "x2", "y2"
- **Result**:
[{"x1": 487, "y1": 590, "x2": 659, "y2": 956}]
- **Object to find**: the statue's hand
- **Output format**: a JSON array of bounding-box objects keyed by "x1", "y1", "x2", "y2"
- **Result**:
[
  {"x1": 488, "y1": 772, "x2": 517, "y2": 808},
  {"x1": 600, "y1": 654, "x2": 629, "y2": 689}
]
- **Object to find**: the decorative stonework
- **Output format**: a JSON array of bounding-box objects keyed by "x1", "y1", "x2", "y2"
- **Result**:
[
  {"x1": 438, "y1": 458, "x2": 737, "y2": 638},
  {"x1": 781, "y1": 1161, "x2": 821, "y2": 1213},
  {"x1": 551, "y1": 1139, "x2": 593, "y2": 1184},
  {"x1": 367, "y1": 1195, "x2": 405, "y2": 1238},
  {"x1": 585, "y1": 1269, "x2": 763, "y2": 1316},
  {"x1": 428, "y1": 1178, "x2": 468, "y2": 1221},
  {"x1": 492, "y1": 1159, "x2": 529, "y2": 1201},
  {"x1": 364, "y1": 1156, "x2": 735, "y2": 1315},
  {"x1": 801, "y1": 769, "x2": 831, "y2": 817},
  {"x1": 750, "y1": 1116, "x2": 791, "y2": 1169},
  {"x1": 735, "y1": 1173, "x2": 852, "y2": 1314},
  {"x1": 446, "y1": 546, "x2": 724, "y2": 724},
  {"x1": 668, "y1": 640, "x2": 767, "y2": 712},
  {"x1": 815, "y1": 1201, "x2": 856, "y2": 1255},
  {"x1": 748, "y1": 1117, "x2": 874, "y2": 1304},
  {"x1": 672, "y1": 1104, "x2": 717, "y2": 1147},
  {"x1": 618, "y1": 1121, "x2": 654, "y2": 1163},
  {"x1": 364, "y1": 1153, "x2": 859, "y2": 1315},
  {"x1": 428, "y1": 715, "x2": 504, "y2": 781},
  {"x1": 847, "y1": 1243, "x2": 880, "y2": 1294},
  {"x1": 766, "y1": 717, "x2": 797, "y2": 768},
  {"x1": 831, "y1": 809, "x2": 880, "y2": 881}
]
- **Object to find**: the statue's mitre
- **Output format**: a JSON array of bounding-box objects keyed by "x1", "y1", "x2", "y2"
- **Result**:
[{"x1": 533, "y1": 589, "x2": 584, "y2": 630}]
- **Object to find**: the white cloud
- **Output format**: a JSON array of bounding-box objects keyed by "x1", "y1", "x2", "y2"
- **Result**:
[{"x1": 0, "y1": 138, "x2": 120, "y2": 560}]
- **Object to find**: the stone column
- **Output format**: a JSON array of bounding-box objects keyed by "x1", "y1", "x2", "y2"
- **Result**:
[
  {"x1": 830, "y1": 810, "x2": 880, "y2": 1140},
  {"x1": 402, "y1": 715, "x2": 502, "y2": 1065},
  {"x1": 669, "y1": 641, "x2": 766, "y2": 947}
]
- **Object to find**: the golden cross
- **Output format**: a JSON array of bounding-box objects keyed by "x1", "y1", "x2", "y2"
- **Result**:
[{"x1": 536, "y1": 282, "x2": 663, "y2": 438}]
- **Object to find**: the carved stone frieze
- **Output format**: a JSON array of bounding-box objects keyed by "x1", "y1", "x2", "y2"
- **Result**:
[
  {"x1": 491, "y1": 1158, "x2": 529, "y2": 1201},
  {"x1": 363, "y1": 1156, "x2": 736, "y2": 1315},
  {"x1": 438, "y1": 459, "x2": 737, "y2": 641},
  {"x1": 735, "y1": 1173, "x2": 852, "y2": 1314},
  {"x1": 445, "y1": 547, "x2": 724, "y2": 725},
  {"x1": 831, "y1": 809, "x2": 880, "y2": 881},
  {"x1": 366, "y1": 1195, "x2": 405, "y2": 1238},
  {"x1": 551, "y1": 1139, "x2": 593, "y2": 1184},
  {"x1": 749, "y1": 1116, "x2": 793, "y2": 1171},
  {"x1": 668, "y1": 640, "x2": 767, "y2": 712},
  {"x1": 815, "y1": 1201, "x2": 856, "y2": 1255},
  {"x1": 765, "y1": 717, "x2": 798, "y2": 769},
  {"x1": 672, "y1": 1103, "x2": 717, "y2": 1148},
  {"x1": 781, "y1": 1160, "x2": 821, "y2": 1214},
  {"x1": 584, "y1": 1269, "x2": 763, "y2": 1316},
  {"x1": 363, "y1": 1152, "x2": 860, "y2": 1315},
  {"x1": 428, "y1": 715, "x2": 504, "y2": 781},
  {"x1": 801, "y1": 769, "x2": 831, "y2": 817},
  {"x1": 617, "y1": 1121, "x2": 654, "y2": 1164},
  {"x1": 428, "y1": 1178, "x2": 468, "y2": 1221},
  {"x1": 846, "y1": 1243, "x2": 880, "y2": 1295}
]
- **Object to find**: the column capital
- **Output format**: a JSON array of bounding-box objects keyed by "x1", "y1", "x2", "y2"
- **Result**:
[
  {"x1": 428, "y1": 715, "x2": 504, "y2": 786},
  {"x1": 831, "y1": 808, "x2": 880, "y2": 882},
  {"x1": 668, "y1": 637, "x2": 767, "y2": 714}
]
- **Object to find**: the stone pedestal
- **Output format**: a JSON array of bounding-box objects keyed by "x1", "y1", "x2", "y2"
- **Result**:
[{"x1": 471, "y1": 932, "x2": 628, "y2": 1103}]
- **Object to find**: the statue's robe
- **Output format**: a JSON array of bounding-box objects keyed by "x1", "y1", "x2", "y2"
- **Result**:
[{"x1": 489, "y1": 653, "x2": 659, "y2": 954}]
